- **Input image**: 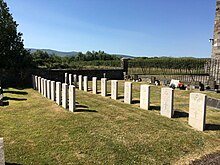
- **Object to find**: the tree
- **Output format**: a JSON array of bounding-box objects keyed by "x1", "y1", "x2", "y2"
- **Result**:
[{"x1": 0, "y1": 0, "x2": 31, "y2": 69}]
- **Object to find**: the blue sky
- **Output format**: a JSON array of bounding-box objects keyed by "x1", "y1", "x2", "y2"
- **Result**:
[{"x1": 6, "y1": 0, "x2": 216, "y2": 57}]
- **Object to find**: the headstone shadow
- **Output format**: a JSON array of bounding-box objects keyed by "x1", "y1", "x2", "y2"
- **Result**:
[
  {"x1": 206, "y1": 124, "x2": 220, "y2": 131},
  {"x1": 150, "y1": 105, "x2": 160, "y2": 111},
  {"x1": 2, "y1": 97, "x2": 27, "y2": 101},
  {"x1": 132, "y1": 100, "x2": 140, "y2": 104},
  {"x1": 76, "y1": 104, "x2": 88, "y2": 108},
  {"x1": 118, "y1": 96, "x2": 124, "y2": 99},
  {"x1": 6, "y1": 163, "x2": 23, "y2": 165},
  {"x1": 75, "y1": 109, "x2": 98, "y2": 113},
  {"x1": 173, "y1": 111, "x2": 189, "y2": 118},
  {"x1": 3, "y1": 91, "x2": 28, "y2": 95}
]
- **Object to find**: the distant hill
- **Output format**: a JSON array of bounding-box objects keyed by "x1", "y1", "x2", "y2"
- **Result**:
[
  {"x1": 27, "y1": 48, "x2": 78, "y2": 57},
  {"x1": 26, "y1": 48, "x2": 133, "y2": 58}
]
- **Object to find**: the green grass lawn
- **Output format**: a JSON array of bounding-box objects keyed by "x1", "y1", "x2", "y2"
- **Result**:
[{"x1": 0, "y1": 80, "x2": 220, "y2": 164}]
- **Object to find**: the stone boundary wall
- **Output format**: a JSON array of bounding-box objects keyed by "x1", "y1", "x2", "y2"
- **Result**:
[{"x1": 32, "y1": 68, "x2": 125, "y2": 83}]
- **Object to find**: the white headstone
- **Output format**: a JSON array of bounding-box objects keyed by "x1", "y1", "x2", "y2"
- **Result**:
[
  {"x1": 189, "y1": 93, "x2": 207, "y2": 131},
  {"x1": 38, "y1": 77, "x2": 41, "y2": 93},
  {"x1": 69, "y1": 74, "x2": 72, "y2": 85},
  {"x1": 161, "y1": 88, "x2": 174, "y2": 118},
  {"x1": 62, "y1": 83, "x2": 68, "y2": 109},
  {"x1": 43, "y1": 79, "x2": 47, "y2": 97},
  {"x1": 47, "y1": 80, "x2": 51, "y2": 99},
  {"x1": 92, "y1": 77, "x2": 97, "y2": 94},
  {"x1": 84, "y1": 76, "x2": 88, "y2": 92},
  {"x1": 51, "y1": 81, "x2": 56, "y2": 101},
  {"x1": 0, "y1": 138, "x2": 5, "y2": 165},
  {"x1": 69, "y1": 85, "x2": 76, "y2": 112},
  {"x1": 140, "y1": 85, "x2": 150, "y2": 110},
  {"x1": 56, "y1": 82, "x2": 61, "y2": 105},
  {"x1": 78, "y1": 75, "x2": 83, "y2": 90},
  {"x1": 101, "y1": 78, "x2": 107, "y2": 97},
  {"x1": 65, "y1": 73, "x2": 68, "y2": 84},
  {"x1": 169, "y1": 79, "x2": 180, "y2": 88},
  {"x1": 111, "y1": 80, "x2": 118, "y2": 100},
  {"x1": 73, "y1": 74, "x2": 77, "y2": 87},
  {"x1": 41, "y1": 78, "x2": 44, "y2": 95},
  {"x1": 124, "y1": 82, "x2": 132, "y2": 104}
]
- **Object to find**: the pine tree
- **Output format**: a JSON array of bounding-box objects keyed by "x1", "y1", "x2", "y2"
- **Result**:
[{"x1": 0, "y1": 0, "x2": 31, "y2": 69}]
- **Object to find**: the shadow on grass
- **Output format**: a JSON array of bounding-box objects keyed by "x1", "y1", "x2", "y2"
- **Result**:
[
  {"x1": 3, "y1": 91, "x2": 28, "y2": 95},
  {"x1": 2, "y1": 97, "x2": 27, "y2": 101},
  {"x1": 6, "y1": 163, "x2": 23, "y2": 165},
  {"x1": 118, "y1": 96, "x2": 124, "y2": 99},
  {"x1": 76, "y1": 104, "x2": 88, "y2": 108},
  {"x1": 173, "y1": 111, "x2": 189, "y2": 118},
  {"x1": 206, "y1": 124, "x2": 220, "y2": 131},
  {"x1": 150, "y1": 106, "x2": 160, "y2": 111},
  {"x1": 107, "y1": 93, "x2": 111, "y2": 97},
  {"x1": 75, "y1": 109, "x2": 98, "y2": 113},
  {"x1": 132, "y1": 100, "x2": 140, "y2": 104}
]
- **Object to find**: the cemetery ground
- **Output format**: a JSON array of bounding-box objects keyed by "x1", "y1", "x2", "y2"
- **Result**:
[{"x1": 0, "y1": 81, "x2": 220, "y2": 164}]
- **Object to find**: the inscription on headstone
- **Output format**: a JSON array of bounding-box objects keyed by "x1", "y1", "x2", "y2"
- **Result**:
[
  {"x1": 56, "y1": 82, "x2": 61, "y2": 105},
  {"x1": 69, "y1": 85, "x2": 76, "y2": 112},
  {"x1": 160, "y1": 88, "x2": 174, "y2": 118},
  {"x1": 124, "y1": 82, "x2": 132, "y2": 104},
  {"x1": 189, "y1": 93, "x2": 207, "y2": 131},
  {"x1": 111, "y1": 80, "x2": 118, "y2": 100},
  {"x1": 101, "y1": 78, "x2": 107, "y2": 97},
  {"x1": 140, "y1": 85, "x2": 150, "y2": 110},
  {"x1": 92, "y1": 77, "x2": 97, "y2": 94},
  {"x1": 84, "y1": 76, "x2": 88, "y2": 92}
]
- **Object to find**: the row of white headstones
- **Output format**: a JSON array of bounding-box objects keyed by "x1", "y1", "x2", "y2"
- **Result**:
[{"x1": 32, "y1": 73, "x2": 207, "y2": 132}]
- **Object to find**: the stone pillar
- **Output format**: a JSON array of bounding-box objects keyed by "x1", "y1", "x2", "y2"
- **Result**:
[
  {"x1": 0, "y1": 138, "x2": 5, "y2": 165},
  {"x1": 121, "y1": 58, "x2": 129, "y2": 74},
  {"x1": 38, "y1": 77, "x2": 41, "y2": 93},
  {"x1": 34, "y1": 76, "x2": 38, "y2": 90},
  {"x1": 111, "y1": 80, "x2": 118, "y2": 100},
  {"x1": 92, "y1": 77, "x2": 97, "y2": 94},
  {"x1": 47, "y1": 80, "x2": 51, "y2": 99},
  {"x1": 69, "y1": 74, "x2": 72, "y2": 85},
  {"x1": 51, "y1": 81, "x2": 56, "y2": 101},
  {"x1": 41, "y1": 78, "x2": 44, "y2": 95},
  {"x1": 43, "y1": 79, "x2": 47, "y2": 97},
  {"x1": 124, "y1": 82, "x2": 132, "y2": 104},
  {"x1": 78, "y1": 75, "x2": 83, "y2": 90},
  {"x1": 69, "y1": 85, "x2": 76, "y2": 112},
  {"x1": 73, "y1": 74, "x2": 77, "y2": 87},
  {"x1": 56, "y1": 82, "x2": 61, "y2": 105},
  {"x1": 160, "y1": 88, "x2": 174, "y2": 118},
  {"x1": 84, "y1": 76, "x2": 88, "y2": 92},
  {"x1": 62, "y1": 83, "x2": 68, "y2": 109},
  {"x1": 189, "y1": 93, "x2": 207, "y2": 131},
  {"x1": 140, "y1": 85, "x2": 150, "y2": 110},
  {"x1": 64, "y1": 73, "x2": 68, "y2": 84},
  {"x1": 212, "y1": 0, "x2": 220, "y2": 59},
  {"x1": 101, "y1": 78, "x2": 107, "y2": 96}
]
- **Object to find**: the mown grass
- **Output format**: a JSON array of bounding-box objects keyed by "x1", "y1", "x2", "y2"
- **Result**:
[{"x1": 0, "y1": 80, "x2": 220, "y2": 164}]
